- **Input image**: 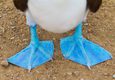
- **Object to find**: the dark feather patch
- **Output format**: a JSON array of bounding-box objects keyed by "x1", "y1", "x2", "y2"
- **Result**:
[
  {"x1": 87, "y1": 0, "x2": 102, "y2": 12},
  {"x1": 13, "y1": 0, "x2": 28, "y2": 12}
]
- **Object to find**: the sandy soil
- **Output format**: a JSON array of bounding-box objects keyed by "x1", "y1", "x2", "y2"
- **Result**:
[{"x1": 0, "y1": 0, "x2": 115, "y2": 80}]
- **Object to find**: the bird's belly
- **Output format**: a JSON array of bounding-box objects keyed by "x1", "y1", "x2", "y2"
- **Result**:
[{"x1": 28, "y1": 0, "x2": 86, "y2": 33}]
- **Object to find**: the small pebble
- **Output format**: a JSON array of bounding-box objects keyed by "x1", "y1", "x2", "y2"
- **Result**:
[
  {"x1": 52, "y1": 76, "x2": 57, "y2": 80},
  {"x1": 0, "y1": 27, "x2": 5, "y2": 34},
  {"x1": 53, "y1": 37, "x2": 56, "y2": 41},
  {"x1": 35, "y1": 70, "x2": 42, "y2": 74},
  {"x1": 23, "y1": 39, "x2": 28, "y2": 42},
  {"x1": 11, "y1": 26, "x2": 16, "y2": 29},
  {"x1": 113, "y1": 74, "x2": 115, "y2": 79},
  {"x1": 10, "y1": 37, "x2": 15, "y2": 40},
  {"x1": 104, "y1": 73, "x2": 109, "y2": 76},
  {"x1": 66, "y1": 72, "x2": 72, "y2": 75},
  {"x1": 80, "y1": 78, "x2": 84, "y2": 80},
  {"x1": 73, "y1": 71, "x2": 79, "y2": 76},
  {"x1": 84, "y1": 23, "x2": 88, "y2": 26},
  {"x1": 1, "y1": 59, "x2": 9, "y2": 67},
  {"x1": 0, "y1": 15, "x2": 2, "y2": 18}
]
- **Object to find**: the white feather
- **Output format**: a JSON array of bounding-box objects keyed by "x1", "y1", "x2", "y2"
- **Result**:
[{"x1": 27, "y1": 0, "x2": 87, "y2": 33}]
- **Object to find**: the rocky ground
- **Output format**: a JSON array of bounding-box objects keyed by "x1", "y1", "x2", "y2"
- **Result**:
[{"x1": 0, "y1": 0, "x2": 115, "y2": 80}]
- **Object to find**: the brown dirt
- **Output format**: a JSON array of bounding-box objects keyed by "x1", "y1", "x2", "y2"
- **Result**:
[{"x1": 0, "y1": 0, "x2": 115, "y2": 80}]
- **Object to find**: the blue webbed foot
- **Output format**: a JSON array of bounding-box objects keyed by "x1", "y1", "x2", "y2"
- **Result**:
[
  {"x1": 60, "y1": 23, "x2": 112, "y2": 68},
  {"x1": 7, "y1": 26, "x2": 54, "y2": 70}
]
